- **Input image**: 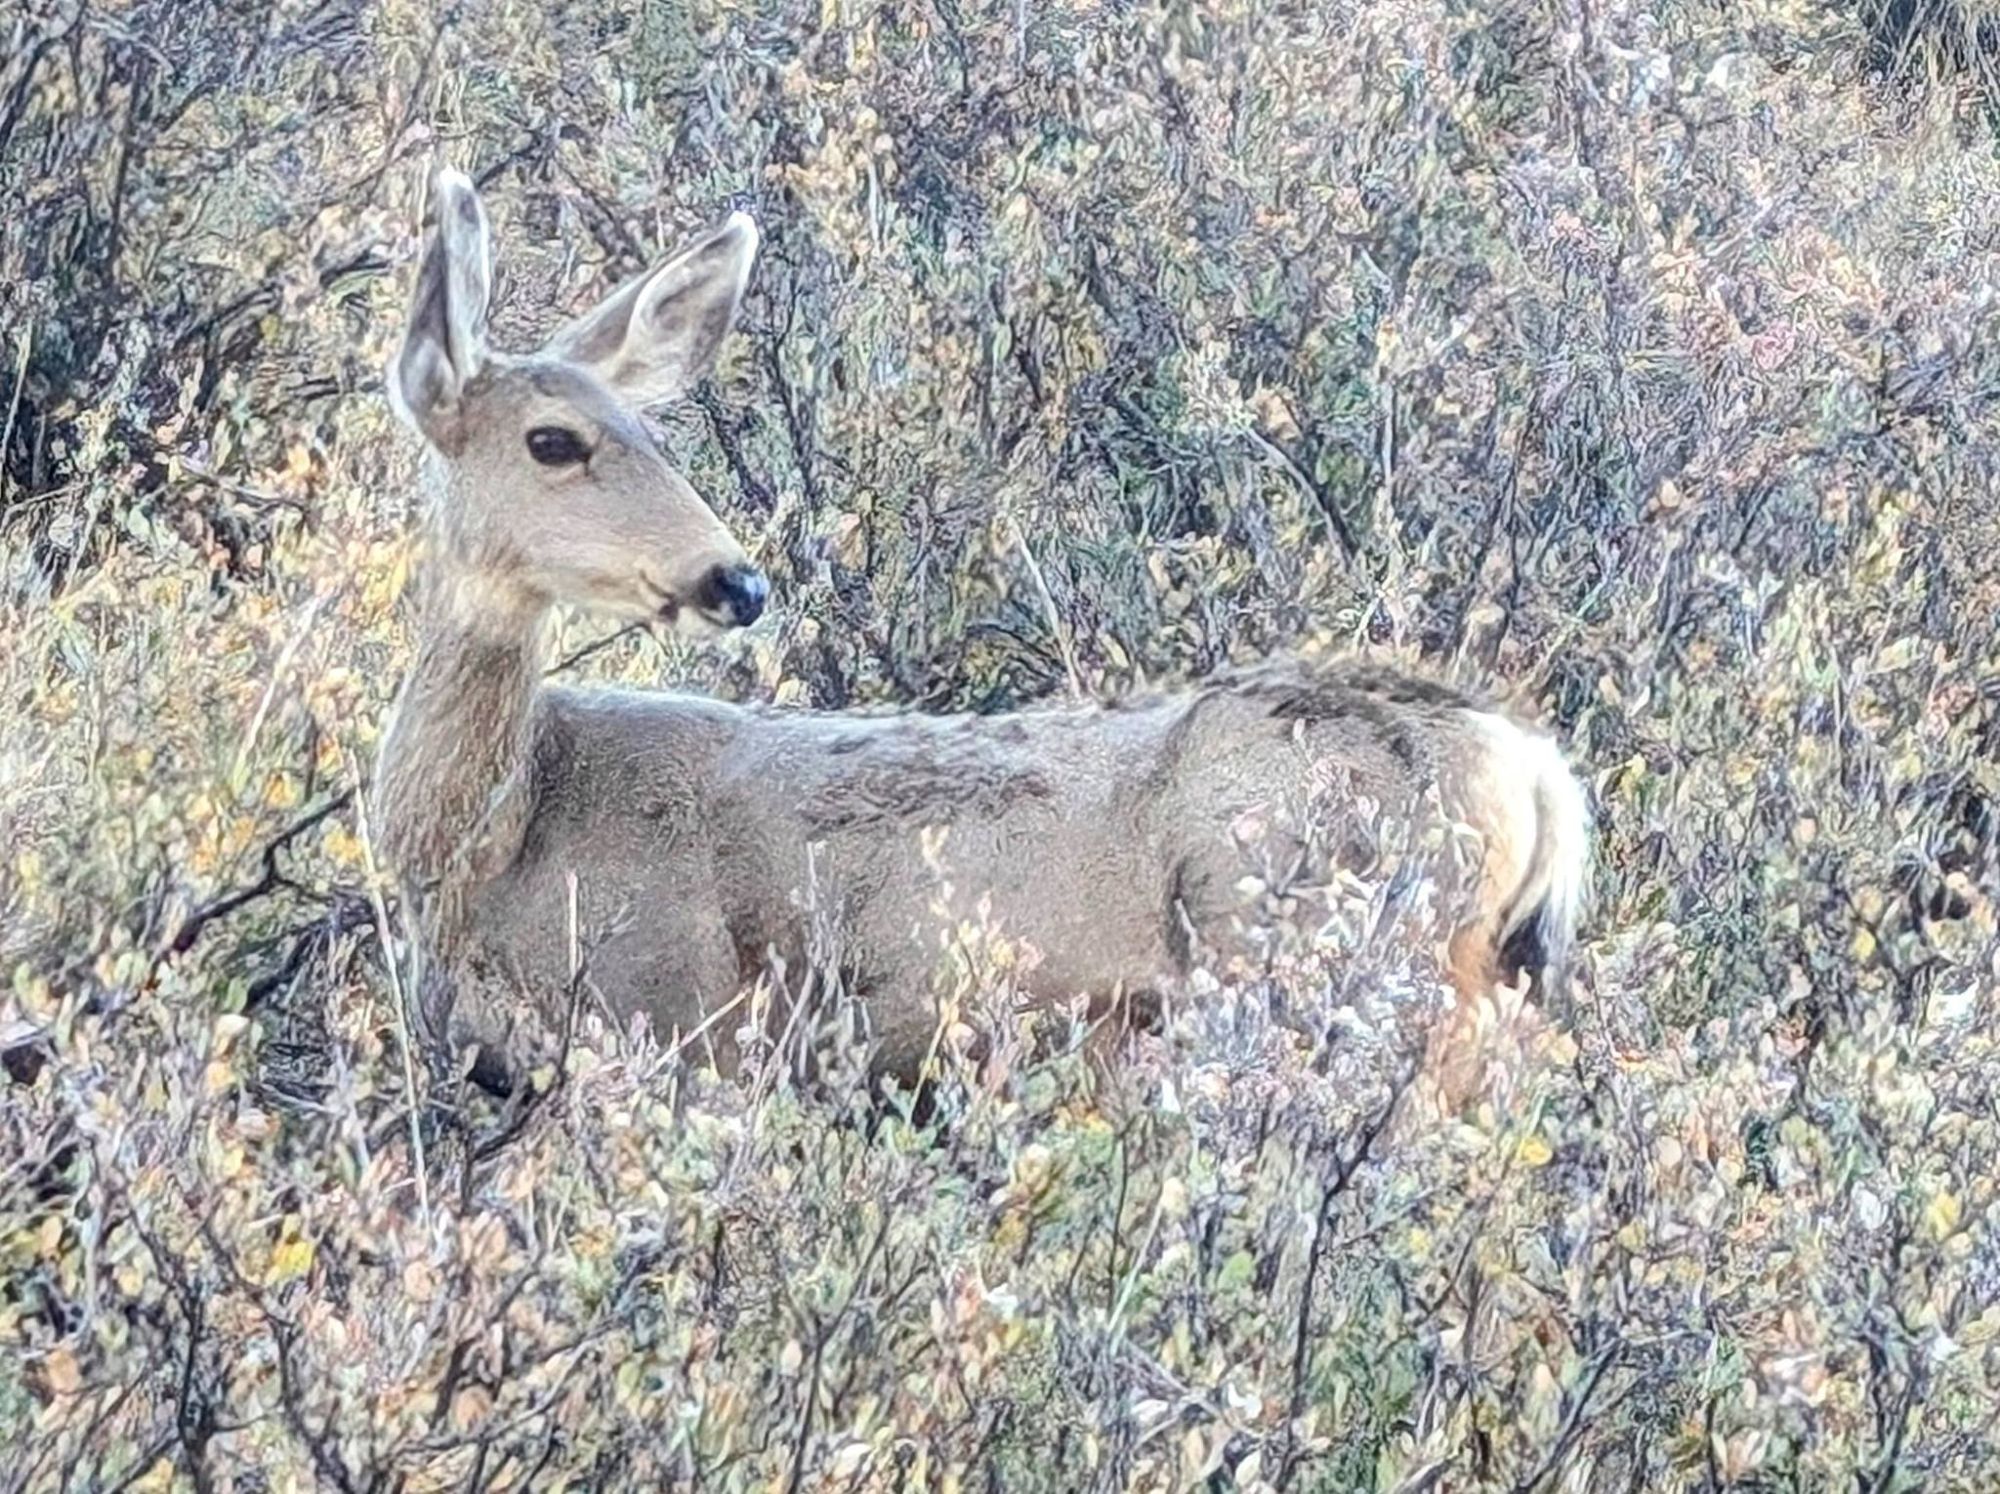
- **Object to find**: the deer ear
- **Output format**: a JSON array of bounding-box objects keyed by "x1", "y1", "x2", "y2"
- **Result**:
[
  {"x1": 544, "y1": 212, "x2": 758, "y2": 407},
  {"x1": 388, "y1": 169, "x2": 492, "y2": 450}
]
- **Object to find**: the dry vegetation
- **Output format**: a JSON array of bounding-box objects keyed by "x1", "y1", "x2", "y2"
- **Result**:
[{"x1": 6, "y1": 0, "x2": 2000, "y2": 1488}]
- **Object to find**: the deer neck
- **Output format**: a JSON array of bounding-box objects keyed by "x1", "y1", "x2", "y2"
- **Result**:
[{"x1": 375, "y1": 566, "x2": 547, "y2": 935}]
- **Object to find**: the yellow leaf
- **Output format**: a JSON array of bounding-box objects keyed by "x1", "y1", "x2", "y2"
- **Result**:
[
  {"x1": 1963, "y1": 1306, "x2": 2000, "y2": 1347},
  {"x1": 1851, "y1": 926, "x2": 1877, "y2": 962},
  {"x1": 322, "y1": 824, "x2": 364, "y2": 868},
  {"x1": 266, "y1": 1232, "x2": 316, "y2": 1286},
  {"x1": 1926, "y1": 1190, "x2": 1962, "y2": 1241},
  {"x1": 43, "y1": 1346, "x2": 81, "y2": 1395},
  {"x1": 213, "y1": 1013, "x2": 250, "y2": 1056},
  {"x1": 1516, "y1": 1134, "x2": 1554, "y2": 1168},
  {"x1": 1181, "y1": 1426, "x2": 1209, "y2": 1477}
]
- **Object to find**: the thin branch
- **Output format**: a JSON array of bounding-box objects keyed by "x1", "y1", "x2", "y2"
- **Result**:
[
  {"x1": 1008, "y1": 514, "x2": 1085, "y2": 699},
  {"x1": 234, "y1": 591, "x2": 329, "y2": 782},
  {"x1": 546, "y1": 620, "x2": 649, "y2": 677},
  {"x1": 174, "y1": 459, "x2": 311, "y2": 517},
  {"x1": 1279, "y1": 1067, "x2": 1414, "y2": 1488},
  {"x1": 1511, "y1": 1346, "x2": 1626, "y2": 1494},
  {"x1": 167, "y1": 792, "x2": 355, "y2": 957},
  {"x1": 349, "y1": 774, "x2": 430, "y2": 1221},
  {"x1": 1, "y1": 319, "x2": 30, "y2": 507},
  {"x1": 1245, "y1": 426, "x2": 1361, "y2": 562}
]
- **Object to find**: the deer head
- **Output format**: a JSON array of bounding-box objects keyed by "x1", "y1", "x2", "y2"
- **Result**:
[{"x1": 387, "y1": 169, "x2": 768, "y2": 633}]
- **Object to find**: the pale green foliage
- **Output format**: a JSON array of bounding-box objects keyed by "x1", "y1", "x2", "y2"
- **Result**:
[{"x1": 4, "y1": 0, "x2": 2000, "y2": 1488}]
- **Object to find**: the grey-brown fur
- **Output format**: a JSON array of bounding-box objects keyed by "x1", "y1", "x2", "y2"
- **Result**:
[{"x1": 375, "y1": 172, "x2": 1594, "y2": 1090}]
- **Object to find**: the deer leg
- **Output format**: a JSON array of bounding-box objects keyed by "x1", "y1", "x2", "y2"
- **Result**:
[
  {"x1": 1415, "y1": 920, "x2": 1495, "y2": 1114},
  {"x1": 1079, "y1": 982, "x2": 1165, "y2": 1073}
]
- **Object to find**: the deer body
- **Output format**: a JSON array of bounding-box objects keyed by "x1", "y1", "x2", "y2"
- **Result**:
[{"x1": 377, "y1": 173, "x2": 1590, "y2": 1090}]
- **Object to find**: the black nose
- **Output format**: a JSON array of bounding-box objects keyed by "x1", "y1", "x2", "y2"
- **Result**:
[{"x1": 700, "y1": 562, "x2": 768, "y2": 627}]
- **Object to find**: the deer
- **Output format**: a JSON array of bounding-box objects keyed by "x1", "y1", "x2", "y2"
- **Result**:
[{"x1": 374, "y1": 170, "x2": 1592, "y2": 1106}]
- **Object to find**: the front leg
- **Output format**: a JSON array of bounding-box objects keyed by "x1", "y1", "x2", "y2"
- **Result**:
[{"x1": 413, "y1": 953, "x2": 526, "y2": 1098}]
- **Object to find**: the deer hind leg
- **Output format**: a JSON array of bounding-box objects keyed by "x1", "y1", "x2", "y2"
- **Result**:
[
  {"x1": 1079, "y1": 982, "x2": 1165, "y2": 1075},
  {"x1": 1424, "y1": 721, "x2": 1550, "y2": 1115},
  {"x1": 1424, "y1": 897, "x2": 1515, "y2": 1116}
]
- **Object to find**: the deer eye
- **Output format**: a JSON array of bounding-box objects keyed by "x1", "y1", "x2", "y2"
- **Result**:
[{"x1": 525, "y1": 426, "x2": 590, "y2": 467}]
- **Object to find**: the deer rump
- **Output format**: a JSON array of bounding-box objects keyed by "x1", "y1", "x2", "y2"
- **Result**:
[{"x1": 445, "y1": 658, "x2": 1590, "y2": 1085}]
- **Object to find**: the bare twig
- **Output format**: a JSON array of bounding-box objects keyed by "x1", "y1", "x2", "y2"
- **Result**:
[
  {"x1": 1008, "y1": 514, "x2": 1085, "y2": 699},
  {"x1": 1279, "y1": 1067, "x2": 1414, "y2": 1488},
  {"x1": 176, "y1": 458, "x2": 311, "y2": 517},
  {"x1": 1, "y1": 320, "x2": 29, "y2": 507},
  {"x1": 350, "y1": 773, "x2": 430, "y2": 1220},
  {"x1": 234, "y1": 591, "x2": 328, "y2": 783},
  {"x1": 661, "y1": 986, "x2": 753, "y2": 1066},
  {"x1": 1245, "y1": 427, "x2": 1361, "y2": 562},
  {"x1": 166, "y1": 792, "x2": 355, "y2": 958},
  {"x1": 1510, "y1": 1345, "x2": 1626, "y2": 1494},
  {"x1": 546, "y1": 619, "x2": 649, "y2": 677}
]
